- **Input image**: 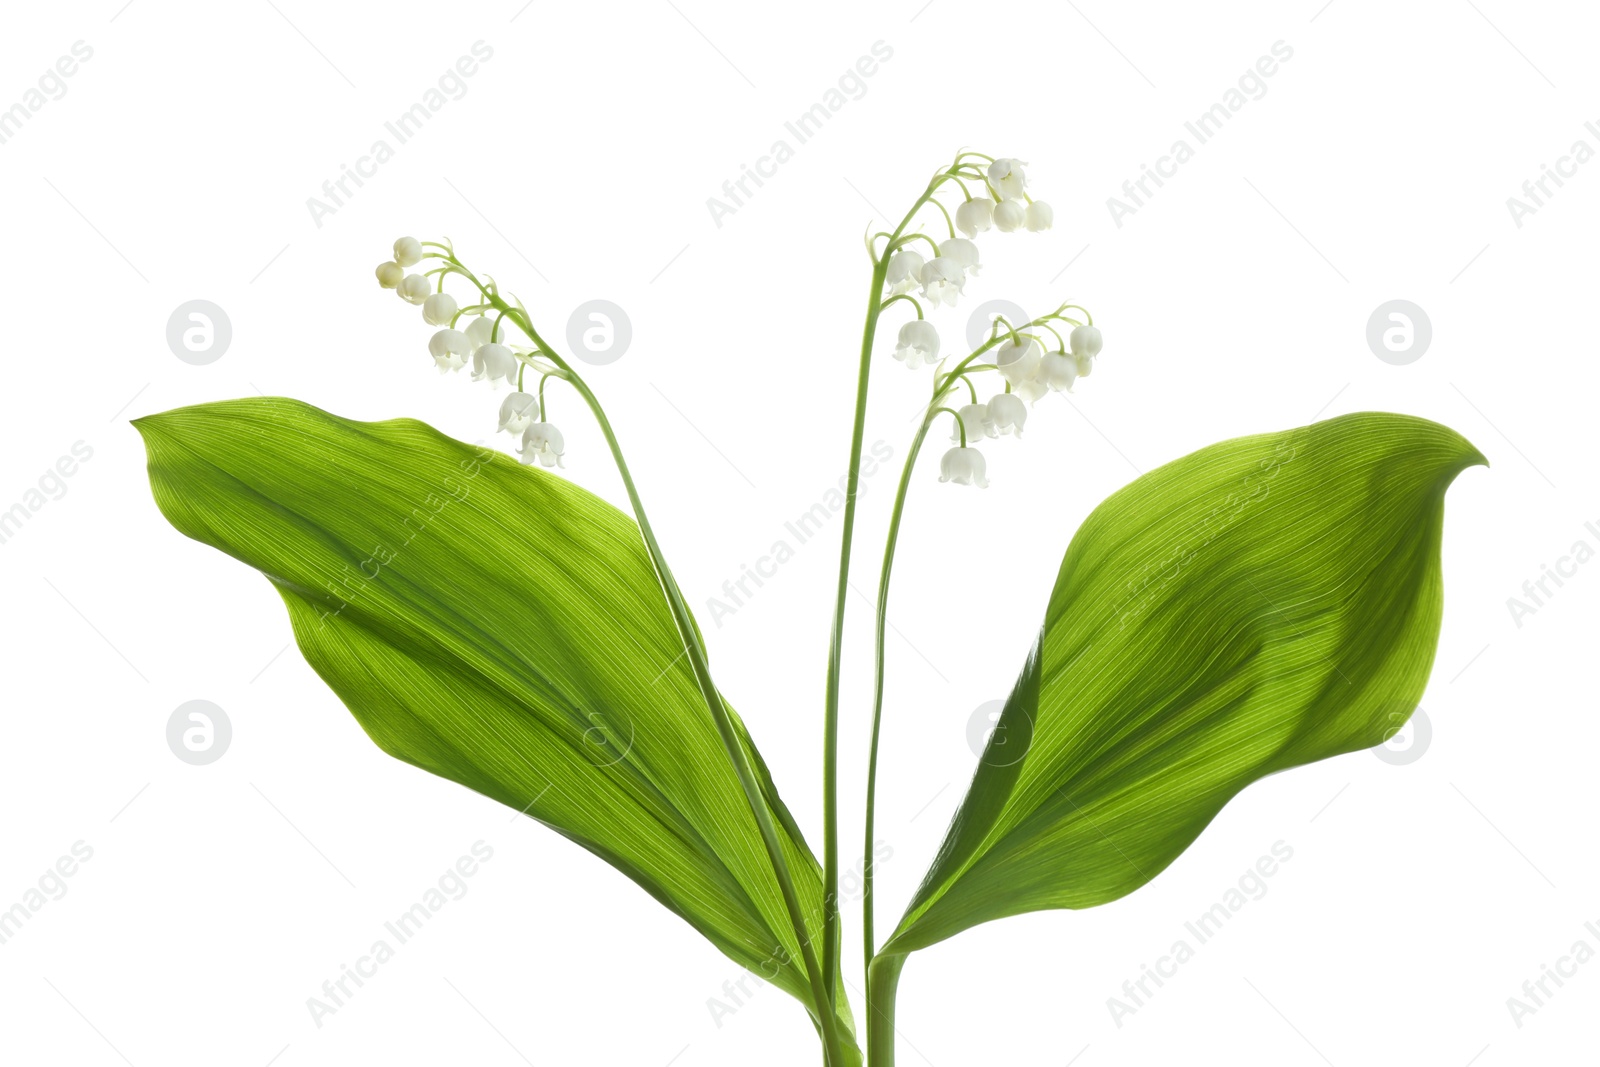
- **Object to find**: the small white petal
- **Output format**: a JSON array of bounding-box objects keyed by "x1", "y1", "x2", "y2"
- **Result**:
[
  {"x1": 952, "y1": 402, "x2": 995, "y2": 443},
  {"x1": 919, "y1": 257, "x2": 966, "y2": 308},
  {"x1": 428, "y1": 329, "x2": 470, "y2": 373},
  {"x1": 939, "y1": 238, "x2": 981, "y2": 277},
  {"x1": 938, "y1": 445, "x2": 989, "y2": 488},
  {"x1": 472, "y1": 342, "x2": 518, "y2": 387},
  {"x1": 1070, "y1": 324, "x2": 1103, "y2": 360},
  {"x1": 885, "y1": 250, "x2": 926, "y2": 295},
  {"x1": 893, "y1": 319, "x2": 940, "y2": 368},
  {"x1": 465, "y1": 316, "x2": 497, "y2": 352},
  {"x1": 986, "y1": 159, "x2": 1029, "y2": 201},
  {"x1": 1025, "y1": 201, "x2": 1054, "y2": 232},
  {"x1": 498, "y1": 392, "x2": 539, "y2": 435},
  {"x1": 521, "y1": 422, "x2": 566, "y2": 468},
  {"x1": 994, "y1": 338, "x2": 1042, "y2": 385},
  {"x1": 397, "y1": 274, "x2": 431, "y2": 305},
  {"x1": 987, "y1": 392, "x2": 1028, "y2": 437},
  {"x1": 1039, "y1": 352, "x2": 1079, "y2": 393},
  {"x1": 375, "y1": 261, "x2": 403, "y2": 289}
]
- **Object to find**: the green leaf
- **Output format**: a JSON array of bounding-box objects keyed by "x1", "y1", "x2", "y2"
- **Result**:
[
  {"x1": 885, "y1": 412, "x2": 1484, "y2": 955},
  {"x1": 135, "y1": 397, "x2": 857, "y2": 1049}
]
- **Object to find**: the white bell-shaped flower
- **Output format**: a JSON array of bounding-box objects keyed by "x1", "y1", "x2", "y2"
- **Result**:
[
  {"x1": 498, "y1": 392, "x2": 539, "y2": 435},
  {"x1": 472, "y1": 342, "x2": 519, "y2": 387},
  {"x1": 1025, "y1": 201, "x2": 1054, "y2": 232},
  {"x1": 939, "y1": 238, "x2": 981, "y2": 277},
  {"x1": 465, "y1": 315, "x2": 497, "y2": 352},
  {"x1": 893, "y1": 319, "x2": 940, "y2": 369},
  {"x1": 376, "y1": 261, "x2": 403, "y2": 289},
  {"x1": 393, "y1": 236, "x2": 424, "y2": 267},
  {"x1": 1039, "y1": 352, "x2": 1079, "y2": 393},
  {"x1": 1070, "y1": 324, "x2": 1103, "y2": 360},
  {"x1": 987, "y1": 158, "x2": 1028, "y2": 200},
  {"x1": 939, "y1": 445, "x2": 989, "y2": 487},
  {"x1": 955, "y1": 199, "x2": 993, "y2": 238},
  {"x1": 885, "y1": 249, "x2": 926, "y2": 296},
  {"x1": 422, "y1": 292, "x2": 459, "y2": 326},
  {"x1": 1013, "y1": 377, "x2": 1050, "y2": 405},
  {"x1": 1072, "y1": 351, "x2": 1094, "y2": 377},
  {"x1": 919, "y1": 257, "x2": 966, "y2": 308},
  {"x1": 428, "y1": 329, "x2": 471, "y2": 374},
  {"x1": 988, "y1": 392, "x2": 1028, "y2": 437},
  {"x1": 993, "y1": 200, "x2": 1026, "y2": 233},
  {"x1": 520, "y1": 422, "x2": 566, "y2": 468},
  {"x1": 993, "y1": 337, "x2": 1042, "y2": 385},
  {"x1": 397, "y1": 274, "x2": 431, "y2": 305},
  {"x1": 952, "y1": 402, "x2": 995, "y2": 443}
]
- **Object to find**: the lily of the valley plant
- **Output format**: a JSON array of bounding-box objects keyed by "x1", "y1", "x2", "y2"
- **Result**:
[{"x1": 136, "y1": 150, "x2": 1481, "y2": 1065}]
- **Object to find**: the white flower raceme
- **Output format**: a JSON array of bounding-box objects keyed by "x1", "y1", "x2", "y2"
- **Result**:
[
  {"x1": 1039, "y1": 352, "x2": 1079, "y2": 393},
  {"x1": 1025, "y1": 201, "x2": 1054, "y2": 232},
  {"x1": 993, "y1": 337, "x2": 1042, "y2": 385},
  {"x1": 465, "y1": 315, "x2": 497, "y2": 352},
  {"x1": 919, "y1": 257, "x2": 966, "y2": 307},
  {"x1": 893, "y1": 320, "x2": 940, "y2": 369},
  {"x1": 987, "y1": 158, "x2": 1028, "y2": 200},
  {"x1": 993, "y1": 200, "x2": 1026, "y2": 233},
  {"x1": 472, "y1": 342, "x2": 518, "y2": 387},
  {"x1": 987, "y1": 392, "x2": 1028, "y2": 437},
  {"x1": 955, "y1": 198, "x2": 993, "y2": 238},
  {"x1": 939, "y1": 445, "x2": 989, "y2": 487},
  {"x1": 953, "y1": 402, "x2": 995, "y2": 442},
  {"x1": 422, "y1": 292, "x2": 458, "y2": 326},
  {"x1": 397, "y1": 274, "x2": 431, "y2": 305},
  {"x1": 939, "y1": 238, "x2": 981, "y2": 277},
  {"x1": 520, "y1": 422, "x2": 565, "y2": 468},
  {"x1": 393, "y1": 236, "x2": 424, "y2": 268},
  {"x1": 1070, "y1": 324, "x2": 1103, "y2": 360},
  {"x1": 885, "y1": 250, "x2": 926, "y2": 295},
  {"x1": 428, "y1": 329, "x2": 470, "y2": 373},
  {"x1": 375, "y1": 261, "x2": 403, "y2": 289},
  {"x1": 498, "y1": 392, "x2": 539, "y2": 435}
]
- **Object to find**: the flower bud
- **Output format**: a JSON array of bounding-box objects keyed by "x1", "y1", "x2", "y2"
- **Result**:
[
  {"x1": 393, "y1": 237, "x2": 424, "y2": 267},
  {"x1": 893, "y1": 319, "x2": 940, "y2": 369},
  {"x1": 955, "y1": 199, "x2": 993, "y2": 238},
  {"x1": 1025, "y1": 201, "x2": 1054, "y2": 232},
  {"x1": 375, "y1": 261, "x2": 403, "y2": 289},
  {"x1": 938, "y1": 445, "x2": 989, "y2": 487},
  {"x1": 397, "y1": 274, "x2": 431, "y2": 305},
  {"x1": 422, "y1": 292, "x2": 459, "y2": 326},
  {"x1": 993, "y1": 200, "x2": 1026, "y2": 233}
]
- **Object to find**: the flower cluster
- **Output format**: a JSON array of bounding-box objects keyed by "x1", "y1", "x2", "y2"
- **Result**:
[
  {"x1": 375, "y1": 237, "x2": 566, "y2": 468},
  {"x1": 872, "y1": 153, "x2": 1102, "y2": 487}
]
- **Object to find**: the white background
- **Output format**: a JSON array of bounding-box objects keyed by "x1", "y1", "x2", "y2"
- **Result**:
[{"x1": 1, "y1": 1, "x2": 1596, "y2": 1064}]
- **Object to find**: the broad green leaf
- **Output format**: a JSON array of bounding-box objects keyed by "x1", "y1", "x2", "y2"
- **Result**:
[
  {"x1": 885, "y1": 412, "x2": 1483, "y2": 955},
  {"x1": 136, "y1": 397, "x2": 857, "y2": 1050}
]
